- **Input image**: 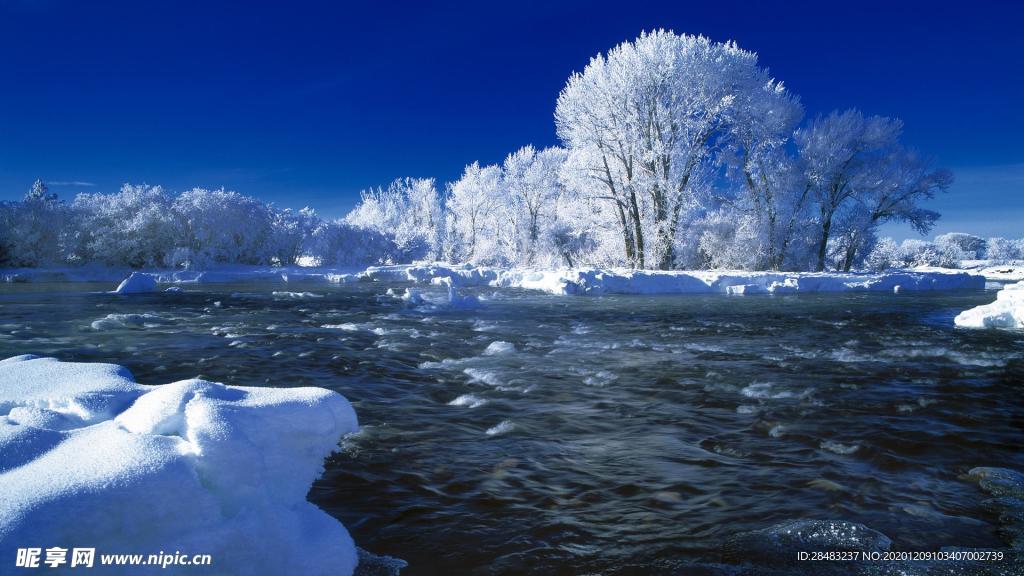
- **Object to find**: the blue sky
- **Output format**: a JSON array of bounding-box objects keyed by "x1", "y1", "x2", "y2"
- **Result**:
[{"x1": 0, "y1": 0, "x2": 1021, "y2": 239}]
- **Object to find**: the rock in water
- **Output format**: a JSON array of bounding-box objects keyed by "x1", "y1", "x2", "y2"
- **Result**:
[
  {"x1": 968, "y1": 467, "x2": 1024, "y2": 499},
  {"x1": 354, "y1": 549, "x2": 407, "y2": 576},
  {"x1": 968, "y1": 467, "x2": 1024, "y2": 550},
  {"x1": 722, "y1": 519, "x2": 891, "y2": 566}
]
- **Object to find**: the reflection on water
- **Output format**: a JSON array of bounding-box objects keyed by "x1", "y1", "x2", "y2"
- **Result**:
[{"x1": 1, "y1": 281, "x2": 1022, "y2": 574}]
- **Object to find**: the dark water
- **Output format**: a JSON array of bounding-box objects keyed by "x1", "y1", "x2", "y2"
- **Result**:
[{"x1": 1, "y1": 281, "x2": 1022, "y2": 574}]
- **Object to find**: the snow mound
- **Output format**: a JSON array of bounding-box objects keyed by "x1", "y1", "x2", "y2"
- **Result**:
[
  {"x1": 114, "y1": 272, "x2": 157, "y2": 294},
  {"x1": 955, "y1": 281, "x2": 1024, "y2": 329},
  {"x1": 0, "y1": 356, "x2": 360, "y2": 576}
]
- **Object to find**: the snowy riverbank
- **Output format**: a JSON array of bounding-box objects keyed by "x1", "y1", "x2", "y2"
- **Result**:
[
  {"x1": 955, "y1": 281, "x2": 1024, "y2": 329},
  {"x1": 2, "y1": 263, "x2": 986, "y2": 296},
  {"x1": 362, "y1": 264, "x2": 985, "y2": 296},
  {"x1": 0, "y1": 355, "x2": 359, "y2": 575}
]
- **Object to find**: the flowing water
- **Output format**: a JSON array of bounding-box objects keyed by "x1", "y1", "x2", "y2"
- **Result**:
[{"x1": 1, "y1": 280, "x2": 1021, "y2": 574}]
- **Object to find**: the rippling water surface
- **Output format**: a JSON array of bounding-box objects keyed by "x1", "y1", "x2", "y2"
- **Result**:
[{"x1": 1, "y1": 281, "x2": 1021, "y2": 574}]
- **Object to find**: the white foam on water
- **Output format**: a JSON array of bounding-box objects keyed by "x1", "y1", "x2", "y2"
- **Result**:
[
  {"x1": 448, "y1": 394, "x2": 488, "y2": 409},
  {"x1": 820, "y1": 440, "x2": 861, "y2": 455},
  {"x1": 485, "y1": 420, "x2": 515, "y2": 436}
]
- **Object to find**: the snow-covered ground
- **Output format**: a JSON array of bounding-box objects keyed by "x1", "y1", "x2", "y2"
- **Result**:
[
  {"x1": 0, "y1": 355, "x2": 359, "y2": 575},
  {"x1": 955, "y1": 281, "x2": 1024, "y2": 329},
  {"x1": 2, "y1": 263, "x2": 986, "y2": 296},
  {"x1": 915, "y1": 259, "x2": 1024, "y2": 283}
]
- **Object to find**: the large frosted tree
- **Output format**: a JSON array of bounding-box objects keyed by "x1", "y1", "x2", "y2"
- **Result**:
[{"x1": 555, "y1": 30, "x2": 791, "y2": 269}]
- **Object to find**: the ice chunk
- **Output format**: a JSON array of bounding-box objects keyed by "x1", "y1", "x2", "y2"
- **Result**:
[
  {"x1": 0, "y1": 356, "x2": 359, "y2": 576},
  {"x1": 114, "y1": 272, "x2": 157, "y2": 294},
  {"x1": 91, "y1": 312, "x2": 172, "y2": 330}
]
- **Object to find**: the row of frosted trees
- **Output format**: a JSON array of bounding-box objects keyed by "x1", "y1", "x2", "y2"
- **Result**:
[
  {"x1": 0, "y1": 181, "x2": 405, "y2": 268},
  {"x1": 429, "y1": 31, "x2": 955, "y2": 272},
  {"x1": 2, "y1": 31, "x2": 991, "y2": 272}
]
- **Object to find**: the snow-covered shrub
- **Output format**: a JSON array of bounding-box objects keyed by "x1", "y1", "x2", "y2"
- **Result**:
[
  {"x1": 71, "y1": 184, "x2": 180, "y2": 268},
  {"x1": 308, "y1": 221, "x2": 401, "y2": 266},
  {"x1": 172, "y1": 188, "x2": 275, "y2": 266},
  {"x1": 864, "y1": 238, "x2": 901, "y2": 271},
  {"x1": 270, "y1": 207, "x2": 319, "y2": 266},
  {"x1": 0, "y1": 181, "x2": 68, "y2": 267}
]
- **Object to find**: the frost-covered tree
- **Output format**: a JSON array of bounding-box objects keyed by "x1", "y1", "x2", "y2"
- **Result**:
[
  {"x1": 556, "y1": 30, "x2": 787, "y2": 269},
  {"x1": 898, "y1": 238, "x2": 965, "y2": 268},
  {"x1": 832, "y1": 150, "x2": 951, "y2": 270},
  {"x1": 796, "y1": 110, "x2": 904, "y2": 271},
  {"x1": 721, "y1": 78, "x2": 804, "y2": 269},
  {"x1": 345, "y1": 177, "x2": 443, "y2": 261},
  {"x1": 444, "y1": 162, "x2": 504, "y2": 264},
  {"x1": 985, "y1": 237, "x2": 1023, "y2": 262},
  {"x1": 500, "y1": 146, "x2": 568, "y2": 266}
]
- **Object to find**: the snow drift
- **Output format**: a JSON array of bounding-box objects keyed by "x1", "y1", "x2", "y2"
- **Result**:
[
  {"x1": 360, "y1": 264, "x2": 984, "y2": 296},
  {"x1": 0, "y1": 355, "x2": 359, "y2": 576},
  {"x1": 955, "y1": 281, "x2": 1024, "y2": 329}
]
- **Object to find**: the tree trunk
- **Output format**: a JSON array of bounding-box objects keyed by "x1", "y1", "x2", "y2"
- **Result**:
[
  {"x1": 628, "y1": 189, "x2": 644, "y2": 269},
  {"x1": 815, "y1": 211, "x2": 833, "y2": 272}
]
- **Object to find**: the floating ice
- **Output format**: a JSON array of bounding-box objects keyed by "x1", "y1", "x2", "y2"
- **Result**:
[
  {"x1": 0, "y1": 356, "x2": 360, "y2": 576},
  {"x1": 91, "y1": 312, "x2": 173, "y2": 330},
  {"x1": 114, "y1": 272, "x2": 157, "y2": 294},
  {"x1": 400, "y1": 288, "x2": 425, "y2": 306},
  {"x1": 446, "y1": 286, "x2": 480, "y2": 309},
  {"x1": 483, "y1": 341, "x2": 515, "y2": 355}
]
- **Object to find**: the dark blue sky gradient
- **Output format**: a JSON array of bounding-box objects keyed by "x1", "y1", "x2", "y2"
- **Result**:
[{"x1": 1, "y1": 0, "x2": 1021, "y2": 237}]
